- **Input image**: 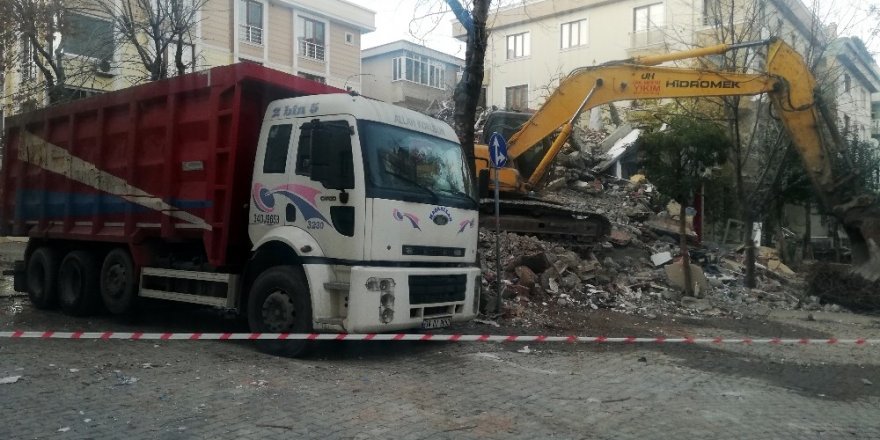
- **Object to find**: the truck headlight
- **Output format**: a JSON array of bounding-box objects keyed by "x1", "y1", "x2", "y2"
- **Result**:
[
  {"x1": 366, "y1": 277, "x2": 395, "y2": 292},
  {"x1": 381, "y1": 292, "x2": 394, "y2": 308},
  {"x1": 380, "y1": 308, "x2": 394, "y2": 323},
  {"x1": 368, "y1": 277, "x2": 396, "y2": 324},
  {"x1": 379, "y1": 279, "x2": 395, "y2": 291}
]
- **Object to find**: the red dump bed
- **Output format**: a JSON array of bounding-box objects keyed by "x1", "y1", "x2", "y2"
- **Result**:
[{"x1": 1, "y1": 63, "x2": 343, "y2": 267}]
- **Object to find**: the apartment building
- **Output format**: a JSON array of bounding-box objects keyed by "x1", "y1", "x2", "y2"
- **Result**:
[
  {"x1": 2, "y1": 0, "x2": 375, "y2": 115},
  {"x1": 452, "y1": 0, "x2": 880, "y2": 138},
  {"x1": 203, "y1": 0, "x2": 374, "y2": 90},
  {"x1": 360, "y1": 40, "x2": 463, "y2": 111},
  {"x1": 824, "y1": 37, "x2": 880, "y2": 143}
]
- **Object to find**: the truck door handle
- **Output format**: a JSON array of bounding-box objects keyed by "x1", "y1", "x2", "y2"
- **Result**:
[{"x1": 286, "y1": 204, "x2": 296, "y2": 222}]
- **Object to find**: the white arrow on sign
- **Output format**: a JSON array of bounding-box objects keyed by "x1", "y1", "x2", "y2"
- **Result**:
[{"x1": 489, "y1": 132, "x2": 508, "y2": 168}]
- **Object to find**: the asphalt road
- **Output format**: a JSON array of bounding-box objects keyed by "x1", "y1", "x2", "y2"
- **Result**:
[{"x1": 2, "y1": 241, "x2": 880, "y2": 439}]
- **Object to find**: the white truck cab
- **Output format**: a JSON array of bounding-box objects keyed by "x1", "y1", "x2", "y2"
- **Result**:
[{"x1": 248, "y1": 94, "x2": 480, "y2": 334}]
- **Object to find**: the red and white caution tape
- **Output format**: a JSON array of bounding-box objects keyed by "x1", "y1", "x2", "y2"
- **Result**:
[{"x1": 0, "y1": 331, "x2": 877, "y2": 345}]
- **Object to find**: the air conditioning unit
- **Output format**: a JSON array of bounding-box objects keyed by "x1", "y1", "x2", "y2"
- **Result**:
[{"x1": 95, "y1": 59, "x2": 115, "y2": 77}]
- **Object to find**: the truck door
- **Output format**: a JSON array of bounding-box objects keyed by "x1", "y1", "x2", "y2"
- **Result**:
[
  {"x1": 287, "y1": 116, "x2": 366, "y2": 261},
  {"x1": 251, "y1": 122, "x2": 296, "y2": 230}
]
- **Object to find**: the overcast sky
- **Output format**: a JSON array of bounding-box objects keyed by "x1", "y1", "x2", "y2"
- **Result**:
[{"x1": 347, "y1": 0, "x2": 879, "y2": 61}]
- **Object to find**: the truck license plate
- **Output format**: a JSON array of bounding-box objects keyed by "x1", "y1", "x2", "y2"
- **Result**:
[{"x1": 421, "y1": 318, "x2": 450, "y2": 329}]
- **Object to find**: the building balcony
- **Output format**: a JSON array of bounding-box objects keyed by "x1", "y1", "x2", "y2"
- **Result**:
[
  {"x1": 240, "y1": 25, "x2": 263, "y2": 46},
  {"x1": 872, "y1": 119, "x2": 880, "y2": 136},
  {"x1": 630, "y1": 28, "x2": 666, "y2": 49},
  {"x1": 299, "y1": 40, "x2": 325, "y2": 62}
]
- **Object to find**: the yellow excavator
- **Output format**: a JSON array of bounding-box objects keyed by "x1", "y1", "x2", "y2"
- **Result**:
[{"x1": 474, "y1": 37, "x2": 880, "y2": 283}]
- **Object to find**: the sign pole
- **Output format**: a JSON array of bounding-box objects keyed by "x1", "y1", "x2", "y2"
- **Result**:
[
  {"x1": 494, "y1": 162, "x2": 502, "y2": 315},
  {"x1": 488, "y1": 132, "x2": 508, "y2": 317}
]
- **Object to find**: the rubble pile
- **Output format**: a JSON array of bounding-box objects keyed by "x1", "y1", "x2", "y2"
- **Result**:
[{"x1": 478, "y1": 226, "x2": 839, "y2": 326}]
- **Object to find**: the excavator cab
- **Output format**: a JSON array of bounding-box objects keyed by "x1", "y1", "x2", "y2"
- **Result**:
[{"x1": 479, "y1": 111, "x2": 555, "y2": 193}]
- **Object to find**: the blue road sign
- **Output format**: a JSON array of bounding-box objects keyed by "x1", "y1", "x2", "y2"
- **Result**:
[{"x1": 488, "y1": 132, "x2": 508, "y2": 168}]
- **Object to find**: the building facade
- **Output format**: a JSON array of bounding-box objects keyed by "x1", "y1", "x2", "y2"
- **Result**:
[
  {"x1": 453, "y1": 0, "x2": 880, "y2": 137},
  {"x1": 2, "y1": 0, "x2": 375, "y2": 116},
  {"x1": 203, "y1": 0, "x2": 374, "y2": 90},
  {"x1": 360, "y1": 40, "x2": 463, "y2": 112}
]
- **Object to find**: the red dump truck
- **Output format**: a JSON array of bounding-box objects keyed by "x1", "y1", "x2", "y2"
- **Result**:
[{"x1": 1, "y1": 64, "x2": 480, "y2": 354}]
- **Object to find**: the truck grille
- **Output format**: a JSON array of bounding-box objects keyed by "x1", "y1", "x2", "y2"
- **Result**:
[
  {"x1": 402, "y1": 245, "x2": 465, "y2": 257},
  {"x1": 408, "y1": 274, "x2": 467, "y2": 304}
]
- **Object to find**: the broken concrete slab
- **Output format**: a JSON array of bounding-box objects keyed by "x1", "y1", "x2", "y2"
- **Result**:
[
  {"x1": 766, "y1": 259, "x2": 796, "y2": 276},
  {"x1": 664, "y1": 261, "x2": 711, "y2": 295},
  {"x1": 544, "y1": 177, "x2": 567, "y2": 192},
  {"x1": 507, "y1": 252, "x2": 552, "y2": 274},
  {"x1": 651, "y1": 251, "x2": 673, "y2": 267}
]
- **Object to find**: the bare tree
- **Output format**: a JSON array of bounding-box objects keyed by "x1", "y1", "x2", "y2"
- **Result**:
[
  {"x1": 658, "y1": 0, "x2": 847, "y2": 287},
  {"x1": 445, "y1": 0, "x2": 491, "y2": 181},
  {"x1": 1, "y1": 0, "x2": 123, "y2": 108},
  {"x1": 94, "y1": 0, "x2": 204, "y2": 82}
]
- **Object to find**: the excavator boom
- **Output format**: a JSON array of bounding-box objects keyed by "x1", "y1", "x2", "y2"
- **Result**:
[{"x1": 477, "y1": 37, "x2": 880, "y2": 285}]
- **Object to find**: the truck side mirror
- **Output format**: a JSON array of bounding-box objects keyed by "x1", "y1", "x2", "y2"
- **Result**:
[{"x1": 309, "y1": 122, "x2": 355, "y2": 190}]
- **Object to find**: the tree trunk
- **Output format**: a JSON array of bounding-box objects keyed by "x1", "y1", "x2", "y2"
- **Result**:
[
  {"x1": 831, "y1": 219, "x2": 840, "y2": 263},
  {"x1": 803, "y1": 199, "x2": 813, "y2": 260},
  {"x1": 680, "y1": 202, "x2": 694, "y2": 297},
  {"x1": 743, "y1": 206, "x2": 757, "y2": 288},
  {"x1": 775, "y1": 196, "x2": 787, "y2": 263},
  {"x1": 446, "y1": 0, "x2": 490, "y2": 184}
]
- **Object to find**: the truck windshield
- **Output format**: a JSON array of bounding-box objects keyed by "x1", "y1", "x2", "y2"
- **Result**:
[{"x1": 359, "y1": 121, "x2": 477, "y2": 209}]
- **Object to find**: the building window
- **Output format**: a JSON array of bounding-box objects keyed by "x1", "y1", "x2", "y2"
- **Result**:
[
  {"x1": 298, "y1": 71, "x2": 325, "y2": 84},
  {"x1": 64, "y1": 13, "x2": 115, "y2": 61},
  {"x1": 560, "y1": 19, "x2": 588, "y2": 49},
  {"x1": 634, "y1": 3, "x2": 664, "y2": 32},
  {"x1": 506, "y1": 32, "x2": 530, "y2": 59},
  {"x1": 298, "y1": 17, "x2": 326, "y2": 61},
  {"x1": 167, "y1": 41, "x2": 195, "y2": 74},
  {"x1": 506, "y1": 85, "x2": 528, "y2": 111},
  {"x1": 391, "y1": 52, "x2": 446, "y2": 89},
  {"x1": 62, "y1": 86, "x2": 102, "y2": 101},
  {"x1": 702, "y1": 0, "x2": 719, "y2": 26},
  {"x1": 345, "y1": 32, "x2": 354, "y2": 46},
  {"x1": 20, "y1": 39, "x2": 36, "y2": 81},
  {"x1": 632, "y1": 3, "x2": 664, "y2": 47},
  {"x1": 844, "y1": 74, "x2": 851, "y2": 92},
  {"x1": 239, "y1": 0, "x2": 263, "y2": 45}
]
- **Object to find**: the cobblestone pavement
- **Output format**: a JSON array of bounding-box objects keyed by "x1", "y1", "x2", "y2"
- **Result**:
[{"x1": 3, "y1": 292, "x2": 880, "y2": 440}]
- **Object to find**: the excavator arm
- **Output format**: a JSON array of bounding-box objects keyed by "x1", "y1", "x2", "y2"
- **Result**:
[
  {"x1": 477, "y1": 37, "x2": 880, "y2": 278},
  {"x1": 502, "y1": 39, "x2": 834, "y2": 196}
]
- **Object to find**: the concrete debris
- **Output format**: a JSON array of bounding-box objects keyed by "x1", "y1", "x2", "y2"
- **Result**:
[
  {"x1": 664, "y1": 262, "x2": 711, "y2": 296},
  {"x1": 651, "y1": 251, "x2": 673, "y2": 267},
  {"x1": 474, "y1": 124, "x2": 853, "y2": 325},
  {"x1": 0, "y1": 375, "x2": 22, "y2": 384}
]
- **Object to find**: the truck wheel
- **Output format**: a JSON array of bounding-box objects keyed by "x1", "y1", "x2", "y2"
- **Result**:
[
  {"x1": 58, "y1": 251, "x2": 101, "y2": 316},
  {"x1": 247, "y1": 267, "x2": 314, "y2": 357},
  {"x1": 100, "y1": 249, "x2": 137, "y2": 315},
  {"x1": 26, "y1": 247, "x2": 59, "y2": 309}
]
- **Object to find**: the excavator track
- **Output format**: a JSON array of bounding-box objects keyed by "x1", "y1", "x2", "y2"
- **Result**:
[{"x1": 479, "y1": 197, "x2": 611, "y2": 248}]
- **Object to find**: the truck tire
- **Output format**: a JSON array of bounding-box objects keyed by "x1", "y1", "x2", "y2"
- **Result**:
[
  {"x1": 247, "y1": 266, "x2": 314, "y2": 357},
  {"x1": 100, "y1": 248, "x2": 137, "y2": 315},
  {"x1": 26, "y1": 247, "x2": 59, "y2": 309},
  {"x1": 58, "y1": 251, "x2": 101, "y2": 316}
]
